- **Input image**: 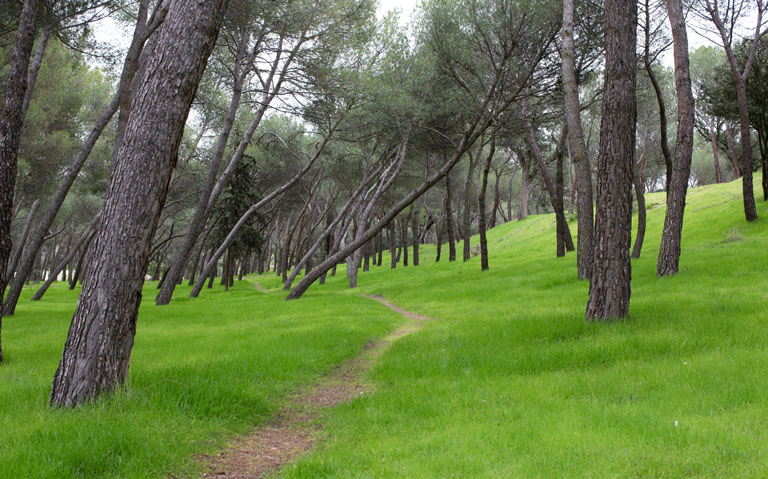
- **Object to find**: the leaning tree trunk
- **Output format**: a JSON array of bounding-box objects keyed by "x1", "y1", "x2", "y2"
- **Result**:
[
  {"x1": 50, "y1": 0, "x2": 226, "y2": 407},
  {"x1": 585, "y1": 0, "x2": 636, "y2": 321},
  {"x1": 734, "y1": 79, "x2": 758, "y2": 221},
  {"x1": 0, "y1": 0, "x2": 41, "y2": 364},
  {"x1": 631, "y1": 152, "x2": 647, "y2": 259},
  {"x1": 3, "y1": 1, "x2": 161, "y2": 316},
  {"x1": 561, "y1": 0, "x2": 595, "y2": 279},
  {"x1": 643, "y1": 0, "x2": 673, "y2": 193},
  {"x1": 657, "y1": 0, "x2": 695, "y2": 277}
]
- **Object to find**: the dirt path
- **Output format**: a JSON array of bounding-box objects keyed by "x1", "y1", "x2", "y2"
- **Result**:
[
  {"x1": 198, "y1": 295, "x2": 434, "y2": 478},
  {"x1": 253, "y1": 282, "x2": 269, "y2": 293}
]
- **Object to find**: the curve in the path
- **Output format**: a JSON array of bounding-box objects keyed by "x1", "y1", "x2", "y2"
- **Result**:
[{"x1": 198, "y1": 295, "x2": 434, "y2": 478}]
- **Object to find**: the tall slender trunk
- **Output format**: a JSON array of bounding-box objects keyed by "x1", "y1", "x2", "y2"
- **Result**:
[
  {"x1": 631, "y1": 152, "x2": 647, "y2": 259},
  {"x1": 478, "y1": 136, "x2": 496, "y2": 271},
  {"x1": 50, "y1": 0, "x2": 226, "y2": 407},
  {"x1": 523, "y1": 120, "x2": 575, "y2": 256},
  {"x1": 708, "y1": 119, "x2": 722, "y2": 183},
  {"x1": 445, "y1": 173, "x2": 456, "y2": 261},
  {"x1": 462, "y1": 154, "x2": 477, "y2": 262},
  {"x1": 0, "y1": 0, "x2": 41, "y2": 364},
  {"x1": 562, "y1": 0, "x2": 595, "y2": 278},
  {"x1": 518, "y1": 154, "x2": 531, "y2": 221},
  {"x1": 586, "y1": 0, "x2": 636, "y2": 321},
  {"x1": 725, "y1": 122, "x2": 742, "y2": 177},
  {"x1": 643, "y1": 0, "x2": 673, "y2": 192},
  {"x1": 653, "y1": 14, "x2": 698, "y2": 275}
]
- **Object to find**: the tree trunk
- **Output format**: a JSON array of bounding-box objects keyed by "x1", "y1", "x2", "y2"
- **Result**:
[
  {"x1": 6, "y1": 198, "x2": 39, "y2": 280},
  {"x1": 3, "y1": 1, "x2": 161, "y2": 316},
  {"x1": 32, "y1": 215, "x2": 100, "y2": 301},
  {"x1": 562, "y1": 0, "x2": 595, "y2": 279},
  {"x1": 517, "y1": 152, "x2": 531, "y2": 221},
  {"x1": 411, "y1": 203, "x2": 420, "y2": 266},
  {"x1": 462, "y1": 153, "x2": 477, "y2": 262},
  {"x1": 643, "y1": 0, "x2": 673, "y2": 192},
  {"x1": 388, "y1": 221, "x2": 397, "y2": 269},
  {"x1": 735, "y1": 79, "x2": 758, "y2": 220},
  {"x1": 523, "y1": 121, "x2": 575, "y2": 256},
  {"x1": 708, "y1": 119, "x2": 722, "y2": 183},
  {"x1": 0, "y1": 0, "x2": 41, "y2": 364},
  {"x1": 631, "y1": 152, "x2": 647, "y2": 259},
  {"x1": 445, "y1": 173, "x2": 456, "y2": 261},
  {"x1": 725, "y1": 122, "x2": 742, "y2": 177},
  {"x1": 657, "y1": 0, "x2": 695, "y2": 277},
  {"x1": 478, "y1": 136, "x2": 496, "y2": 271},
  {"x1": 585, "y1": 0, "x2": 636, "y2": 321},
  {"x1": 49, "y1": 0, "x2": 226, "y2": 407}
]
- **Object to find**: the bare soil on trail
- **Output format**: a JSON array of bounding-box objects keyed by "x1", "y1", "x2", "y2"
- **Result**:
[
  {"x1": 197, "y1": 295, "x2": 434, "y2": 478},
  {"x1": 252, "y1": 282, "x2": 269, "y2": 293}
]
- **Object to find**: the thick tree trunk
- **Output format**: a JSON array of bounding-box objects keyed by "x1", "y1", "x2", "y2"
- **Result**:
[
  {"x1": 657, "y1": 0, "x2": 695, "y2": 277},
  {"x1": 0, "y1": 0, "x2": 41, "y2": 364},
  {"x1": 49, "y1": 0, "x2": 226, "y2": 407},
  {"x1": 562, "y1": 0, "x2": 595, "y2": 279},
  {"x1": 585, "y1": 0, "x2": 636, "y2": 321},
  {"x1": 3, "y1": 2, "x2": 161, "y2": 316}
]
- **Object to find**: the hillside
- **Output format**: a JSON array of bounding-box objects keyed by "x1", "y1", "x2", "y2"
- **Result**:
[{"x1": 1, "y1": 176, "x2": 767, "y2": 478}]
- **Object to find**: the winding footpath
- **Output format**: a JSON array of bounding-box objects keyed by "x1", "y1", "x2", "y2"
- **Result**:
[{"x1": 198, "y1": 289, "x2": 435, "y2": 478}]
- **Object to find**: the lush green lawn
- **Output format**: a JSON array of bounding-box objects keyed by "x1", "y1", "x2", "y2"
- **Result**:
[
  {"x1": 0, "y1": 280, "x2": 401, "y2": 478},
  {"x1": 277, "y1": 175, "x2": 768, "y2": 478},
  {"x1": 2, "y1": 175, "x2": 766, "y2": 478}
]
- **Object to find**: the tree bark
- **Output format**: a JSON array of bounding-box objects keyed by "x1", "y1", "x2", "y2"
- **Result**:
[
  {"x1": 445, "y1": 172, "x2": 456, "y2": 261},
  {"x1": 643, "y1": 0, "x2": 673, "y2": 192},
  {"x1": 478, "y1": 136, "x2": 496, "y2": 271},
  {"x1": 586, "y1": 0, "x2": 636, "y2": 321},
  {"x1": 518, "y1": 153, "x2": 531, "y2": 221},
  {"x1": 631, "y1": 152, "x2": 647, "y2": 259},
  {"x1": 725, "y1": 122, "x2": 742, "y2": 177},
  {"x1": 3, "y1": 1, "x2": 164, "y2": 316},
  {"x1": 708, "y1": 119, "x2": 722, "y2": 183},
  {"x1": 657, "y1": 0, "x2": 695, "y2": 277},
  {"x1": 0, "y1": 0, "x2": 41, "y2": 364},
  {"x1": 523, "y1": 120, "x2": 575, "y2": 256},
  {"x1": 50, "y1": 0, "x2": 226, "y2": 407},
  {"x1": 562, "y1": 0, "x2": 595, "y2": 279}
]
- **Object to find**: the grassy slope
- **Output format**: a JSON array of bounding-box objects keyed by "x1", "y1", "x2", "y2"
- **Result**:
[
  {"x1": 0, "y1": 281, "x2": 401, "y2": 477},
  {"x1": 276, "y1": 175, "x2": 768, "y2": 478},
  {"x1": 1, "y1": 176, "x2": 765, "y2": 478}
]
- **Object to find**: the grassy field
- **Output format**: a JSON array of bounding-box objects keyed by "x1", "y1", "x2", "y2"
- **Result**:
[{"x1": 1, "y1": 175, "x2": 767, "y2": 477}]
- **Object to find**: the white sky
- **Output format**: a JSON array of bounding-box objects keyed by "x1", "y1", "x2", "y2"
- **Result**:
[{"x1": 377, "y1": 0, "x2": 419, "y2": 23}]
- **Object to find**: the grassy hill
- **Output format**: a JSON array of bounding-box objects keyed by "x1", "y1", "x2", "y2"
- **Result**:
[{"x1": 1, "y1": 175, "x2": 767, "y2": 478}]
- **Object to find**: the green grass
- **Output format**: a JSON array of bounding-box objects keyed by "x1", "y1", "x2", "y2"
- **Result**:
[
  {"x1": 276, "y1": 175, "x2": 768, "y2": 478},
  {"x1": 2, "y1": 175, "x2": 767, "y2": 478},
  {"x1": 0, "y1": 281, "x2": 401, "y2": 478}
]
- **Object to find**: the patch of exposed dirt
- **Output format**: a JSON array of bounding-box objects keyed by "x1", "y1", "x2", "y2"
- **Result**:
[
  {"x1": 253, "y1": 282, "x2": 269, "y2": 293},
  {"x1": 196, "y1": 295, "x2": 433, "y2": 478}
]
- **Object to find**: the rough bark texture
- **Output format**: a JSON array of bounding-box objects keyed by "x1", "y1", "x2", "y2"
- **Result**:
[
  {"x1": 585, "y1": 0, "x2": 636, "y2": 321},
  {"x1": 3, "y1": 3, "x2": 159, "y2": 316},
  {"x1": 0, "y1": 0, "x2": 41, "y2": 364},
  {"x1": 657, "y1": 0, "x2": 695, "y2": 277},
  {"x1": 561, "y1": 0, "x2": 595, "y2": 278},
  {"x1": 49, "y1": 0, "x2": 226, "y2": 407}
]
